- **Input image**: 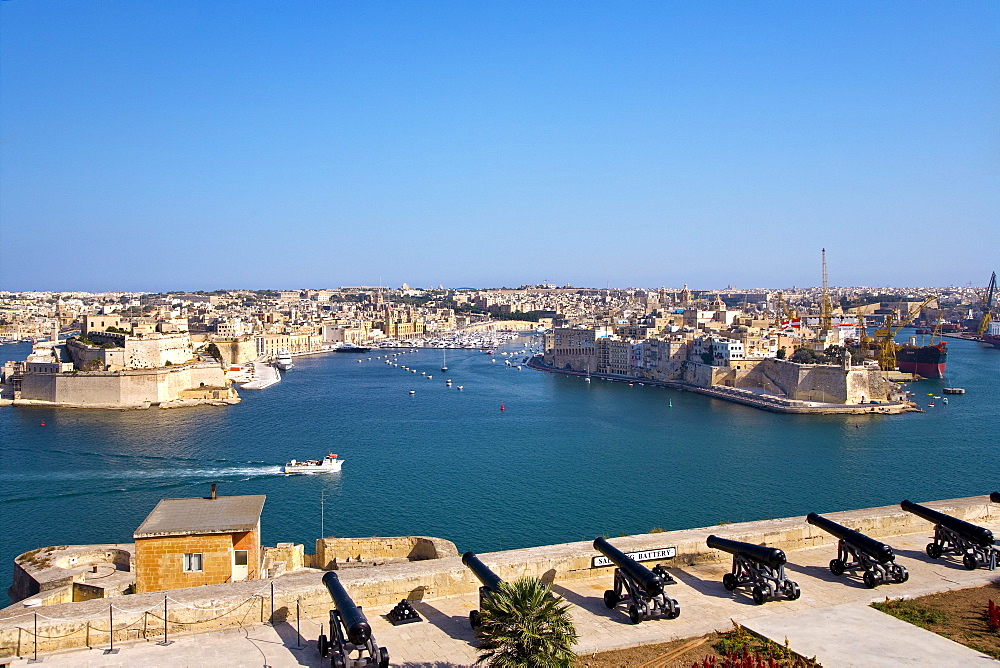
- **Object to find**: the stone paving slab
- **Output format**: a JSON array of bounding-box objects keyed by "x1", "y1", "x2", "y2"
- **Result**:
[
  {"x1": 8, "y1": 525, "x2": 1000, "y2": 667},
  {"x1": 743, "y1": 602, "x2": 997, "y2": 667}
]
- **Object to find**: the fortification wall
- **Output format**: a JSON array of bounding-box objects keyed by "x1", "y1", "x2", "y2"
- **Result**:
[
  {"x1": 124, "y1": 335, "x2": 194, "y2": 369},
  {"x1": 312, "y1": 536, "x2": 458, "y2": 570},
  {"x1": 741, "y1": 359, "x2": 890, "y2": 404},
  {"x1": 15, "y1": 366, "x2": 230, "y2": 408},
  {"x1": 213, "y1": 338, "x2": 260, "y2": 365},
  {"x1": 1, "y1": 496, "x2": 994, "y2": 658}
]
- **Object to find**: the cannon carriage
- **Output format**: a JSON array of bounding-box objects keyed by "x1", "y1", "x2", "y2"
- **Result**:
[
  {"x1": 901, "y1": 500, "x2": 998, "y2": 571},
  {"x1": 593, "y1": 537, "x2": 679, "y2": 624},
  {"x1": 706, "y1": 535, "x2": 800, "y2": 604},
  {"x1": 806, "y1": 512, "x2": 908, "y2": 587},
  {"x1": 318, "y1": 571, "x2": 390, "y2": 668}
]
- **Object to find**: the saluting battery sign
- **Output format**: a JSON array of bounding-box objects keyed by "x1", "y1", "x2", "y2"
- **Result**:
[{"x1": 591, "y1": 547, "x2": 676, "y2": 568}]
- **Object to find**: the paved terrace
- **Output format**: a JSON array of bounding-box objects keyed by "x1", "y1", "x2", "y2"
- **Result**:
[{"x1": 5, "y1": 515, "x2": 998, "y2": 666}]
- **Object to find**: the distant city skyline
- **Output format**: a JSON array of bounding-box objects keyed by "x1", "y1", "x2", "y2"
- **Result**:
[{"x1": 1, "y1": 2, "x2": 997, "y2": 292}]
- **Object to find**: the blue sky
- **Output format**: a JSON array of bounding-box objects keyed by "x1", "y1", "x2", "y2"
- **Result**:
[{"x1": 1, "y1": 1, "x2": 997, "y2": 292}]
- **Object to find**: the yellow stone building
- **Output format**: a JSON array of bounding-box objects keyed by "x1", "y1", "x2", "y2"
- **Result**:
[{"x1": 133, "y1": 491, "x2": 265, "y2": 593}]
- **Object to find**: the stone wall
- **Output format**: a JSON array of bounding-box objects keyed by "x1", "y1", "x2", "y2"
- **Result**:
[
  {"x1": 134, "y1": 530, "x2": 259, "y2": 593},
  {"x1": 213, "y1": 338, "x2": 261, "y2": 365},
  {"x1": 124, "y1": 334, "x2": 195, "y2": 369},
  {"x1": 10, "y1": 545, "x2": 133, "y2": 605},
  {"x1": 2, "y1": 496, "x2": 995, "y2": 659},
  {"x1": 16, "y1": 364, "x2": 232, "y2": 408},
  {"x1": 740, "y1": 359, "x2": 892, "y2": 404},
  {"x1": 262, "y1": 543, "x2": 304, "y2": 578},
  {"x1": 312, "y1": 536, "x2": 459, "y2": 570}
]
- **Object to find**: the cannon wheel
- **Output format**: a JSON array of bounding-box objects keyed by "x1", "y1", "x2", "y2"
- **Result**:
[
  {"x1": 787, "y1": 582, "x2": 801, "y2": 600},
  {"x1": 332, "y1": 654, "x2": 346, "y2": 668},
  {"x1": 469, "y1": 610, "x2": 482, "y2": 629},
  {"x1": 829, "y1": 559, "x2": 845, "y2": 576},
  {"x1": 722, "y1": 574, "x2": 737, "y2": 591},
  {"x1": 378, "y1": 647, "x2": 390, "y2": 668},
  {"x1": 894, "y1": 567, "x2": 909, "y2": 583},
  {"x1": 603, "y1": 590, "x2": 619, "y2": 609},
  {"x1": 668, "y1": 601, "x2": 680, "y2": 619},
  {"x1": 926, "y1": 543, "x2": 942, "y2": 559},
  {"x1": 317, "y1": 634, "x2": 329, "y2": 657},
  {"x1": 963, "y1": 554, "x2": 978, "y2": 570},
  {"x1": 628, "y1": 604, "x2": 642, "y2": 624},
  {"x1": 751, "y1": 586, "x2": 766, "y2": 605},
  {"x1": 863, "y1": 570, "x2": 879, "y2": 589}
]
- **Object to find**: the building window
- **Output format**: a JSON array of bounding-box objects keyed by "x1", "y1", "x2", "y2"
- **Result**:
[
  {"x1": 183, "y1": 553, "x2": 203, "y2": 572},
  {"x1": 234, "y1": 550, "x2": 248, "y2": 567}
]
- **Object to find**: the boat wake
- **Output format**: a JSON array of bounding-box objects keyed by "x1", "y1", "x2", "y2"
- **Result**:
[
  {"x1": 0, "y1": 466, "x2": 285, "y2": 504},
  {"x1": 1, "y1": 465, "x2": 284, "y2": 483}
]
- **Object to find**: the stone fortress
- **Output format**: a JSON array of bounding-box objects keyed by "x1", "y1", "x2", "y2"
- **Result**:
[{"x1": 1, "y1": 315, "x2": 238, "y2": 409}]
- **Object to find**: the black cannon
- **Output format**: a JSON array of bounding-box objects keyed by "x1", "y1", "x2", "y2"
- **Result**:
[
  {"x1": 318, "y1": 571, "x2": 389, "y2": 668},
  {"x1": 706, "y1": 535, "x2": 800, "y2": 604},
  {"x1": 807, "y1": 512, "x2": 908, "y2": 587},
  {"x1": 901, "y1": 500, "x2": 998, "y2": 570},
  {"x1": 991, "y1": 492, "x2": 1000, "y2": 504},
  {"x1": 593, "y1": 537, "x2": 679, "y2": 623},
  {"x1": 462, "y1": 551, "x2": 504, "y2": 629}
]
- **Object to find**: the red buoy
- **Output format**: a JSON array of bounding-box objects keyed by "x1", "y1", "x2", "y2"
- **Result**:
[
  {"x1": 40, "y1": 422, "x2": 46, "y2": 427},
  {"x1": 500, "y1": 402, "x2": 505, "y2": 412}
]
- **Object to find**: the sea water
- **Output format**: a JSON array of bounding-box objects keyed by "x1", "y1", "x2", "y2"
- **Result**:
[{"x1": 1, "y1": 336, "x2": 997, "y2": 602}]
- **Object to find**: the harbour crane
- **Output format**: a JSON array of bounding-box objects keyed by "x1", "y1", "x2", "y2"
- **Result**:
[
  {"x1": 873, "y1": 296, "x2": 937, "y2": 371},
  {"x1": 977, "y1": 272, "x2": 997, "y2": 338},
  {"x1": 854, "y1": 299, "x2": 871, "y2": 360},
  {"x1": 820, "y1": 249, "x2": 833, "y2": 332}
]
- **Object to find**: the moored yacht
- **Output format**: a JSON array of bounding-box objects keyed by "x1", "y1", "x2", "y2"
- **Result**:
[{"x1": 275, "y1": 349, "x2": 294, "y2": 370}]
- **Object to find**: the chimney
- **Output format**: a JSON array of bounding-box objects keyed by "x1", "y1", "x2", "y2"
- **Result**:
[{"x1": 209, "y1": 483, "x2": 217, "y2": 500}]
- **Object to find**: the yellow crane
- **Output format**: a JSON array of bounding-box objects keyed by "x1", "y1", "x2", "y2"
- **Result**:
[
  {"x1": 855, "y1": 300, "x2": 870, "y2": 360},
  {"x1": 874, "y1": 296, "x2": 937, "y2": 371},
  {"x1": 977, "y1": 271, "x2": 996, "y2": 338}
]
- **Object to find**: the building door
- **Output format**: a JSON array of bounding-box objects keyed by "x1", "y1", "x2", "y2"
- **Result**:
[{"x1": 233, "y1": 550, "x2": 249, "y2": 581}]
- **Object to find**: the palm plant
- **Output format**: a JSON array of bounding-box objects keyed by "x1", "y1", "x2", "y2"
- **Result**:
[{"x1": 475, "y1": 576, "x2": 578, "y2": 667}]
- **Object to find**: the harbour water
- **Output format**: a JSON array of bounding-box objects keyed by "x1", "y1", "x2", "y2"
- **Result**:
[{"x1": 1, "y1": 336, "x2": 997, "y2": 602}]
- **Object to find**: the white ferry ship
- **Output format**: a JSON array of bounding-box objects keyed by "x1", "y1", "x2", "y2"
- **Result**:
[{"x1": 283, "y1": 453, "x2": 343, "y2": 474}]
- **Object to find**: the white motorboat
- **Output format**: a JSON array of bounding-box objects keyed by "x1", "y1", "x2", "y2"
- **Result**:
[
  {"x1": 283, "y1": 453, "x2": 343, "y2": 474},
  {"x1": 275, "y1": 349, "x2": 294, "y2": 370}
]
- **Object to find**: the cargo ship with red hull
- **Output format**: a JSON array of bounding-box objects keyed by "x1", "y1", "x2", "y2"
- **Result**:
[
  {"x1": 984, "y1": 322, "x2": 1000, "y2": 349},
  {"x1": 896, "y1": 341, "x2": 947, "y2": 378}
]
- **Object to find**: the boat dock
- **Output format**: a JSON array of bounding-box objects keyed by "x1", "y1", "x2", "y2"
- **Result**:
[{"x1": 239, "y1": 362, "x2": 280, "y2": 390}]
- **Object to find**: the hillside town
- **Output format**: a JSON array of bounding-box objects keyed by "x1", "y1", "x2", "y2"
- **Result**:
[{"x1": 0, "y1": 279, "x2": 995, "y2": 410}]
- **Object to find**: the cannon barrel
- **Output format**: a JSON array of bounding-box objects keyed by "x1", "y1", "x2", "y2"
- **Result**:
[
  {"x1": 593, "y1": 537, "x2": 664, "y2": 596},
  {"x1": 706, "y1": 535, "x2": 786, "y2": 569},
  {"x1": 807, "y1": 513, "x2": 894, "y2": 564},
  {"x1": 462, "y1": 552, "x2": 503, "y2": 594},
  {"x1": 991, "y1": 492, "x2": 1000, "y2": 504},
  {"x1": 900, "y1": 500, "x2": 994, "y2": 548},
  {"x1": 322, "y1": 571, "x2": 372, "y2": 645}
]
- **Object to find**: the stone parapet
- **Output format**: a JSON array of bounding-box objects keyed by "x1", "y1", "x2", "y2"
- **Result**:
[{"x1": 311, "y1": 535, "x2": 459, "y2": 569}]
